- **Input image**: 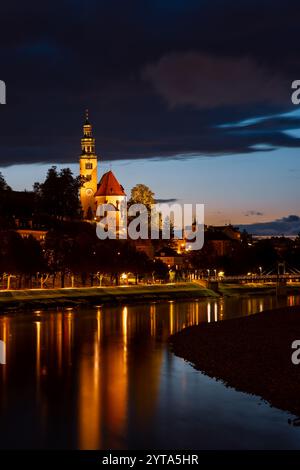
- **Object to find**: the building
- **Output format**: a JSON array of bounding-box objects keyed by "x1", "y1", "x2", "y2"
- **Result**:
[
  {"x1": 79, "y1": 111, "x2": 126, "y2": 222},
  {"x1": 94, "y1": 170, "x2": 127, "y2": 235},
  {"x1": 79, "y1": 110, "x2": 98, "y2": 218},
  {"x1": 207, "y1": 224, "x2": 241, "y2": 241},
  {"x1": 17, "y1": 229, "x2": 47, "y2": 242},
  {"x1": 204, "y1": 230, "x2": 237, "y2": 257},
  {"x1": 135, "y1": 239, "x2": 155, "y2": 259},
  {"x1": 155, "y1": 247, "x2": 184, "y2": 268}
]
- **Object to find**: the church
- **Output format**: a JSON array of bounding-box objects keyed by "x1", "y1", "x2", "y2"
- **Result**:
[{"x1": 79, "y1": 111, "x2": 126, "y2": 220}]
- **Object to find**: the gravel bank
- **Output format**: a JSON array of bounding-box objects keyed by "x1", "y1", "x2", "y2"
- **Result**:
[{"x1": 170, "y1": 306, "x2": 300, "y2": 418}]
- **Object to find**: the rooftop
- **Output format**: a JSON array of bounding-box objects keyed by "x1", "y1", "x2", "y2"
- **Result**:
[{"x1": 95, "y1": 170, "x2": 126, "y2": 197}]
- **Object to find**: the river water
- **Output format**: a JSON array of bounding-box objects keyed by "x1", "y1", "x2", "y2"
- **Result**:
[{"x1": 0, "y1": 294, "x2": 300, "y2": 449}]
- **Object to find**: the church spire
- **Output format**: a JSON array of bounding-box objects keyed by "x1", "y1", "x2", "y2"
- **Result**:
[
  {"x1": 79, "y1": 109, "x2": 98, "y2": 218},
  {"x1": 83, "y1": 109, "x2": 93, "y2": 139},
  {"x1": 81, "y1": 109, "x2": 96, "y2": 155},
  {"x1": 85, "y1": 108, "x2": 90, "y2": 125}
]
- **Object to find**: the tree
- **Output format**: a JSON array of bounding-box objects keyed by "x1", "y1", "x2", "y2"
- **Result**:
[
  {"x1": 34, "y1": 166, "x2": 83, "y2": 219},
  {"x1": 0, "y1": 231, "x2": 46, "y2": 288},
  {"x1": 0, "y1": 173, "x2": 11, "y2": 192},
  {"x1": 129, "y1": 184, "x2": 156, "y2": 238},
  {"x1": 44, "y1": 230, "x2": 75, "y2": 288},
  {"x1": 130, "y1": 184, "x2": 155, "y2": 209},
  {"x1": 252, "y1": 239, "x2": 278, "y2": 271},
  {"x1": 0, "y1": 173, "x2": 12, "y2": 220},
  {"x1": 44, "y1": 221, "x2": 97, "y2": 287},
  {"x1": 17, "y1": 235, "x2": 46, "y2": 288},
  {"x1": 0, "y1": 230, "x2": 24, "y2": 275}
]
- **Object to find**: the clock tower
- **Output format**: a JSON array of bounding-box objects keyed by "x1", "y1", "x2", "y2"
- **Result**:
[{"x1": 79, "y1": 110, "x2": 98, "y2": 218}]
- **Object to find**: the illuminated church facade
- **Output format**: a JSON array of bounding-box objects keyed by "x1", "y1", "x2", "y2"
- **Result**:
[{"x1": 79, "y1": 111, "x2": 126, "y2": 220}]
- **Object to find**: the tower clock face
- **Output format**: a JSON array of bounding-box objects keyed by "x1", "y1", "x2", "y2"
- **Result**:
[{"x1": 85, "y1": 188, "x2": 93, "y2": 197}]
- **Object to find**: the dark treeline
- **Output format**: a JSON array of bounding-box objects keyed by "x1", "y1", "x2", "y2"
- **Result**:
[
  {"x1": 33, "y1": 167, "x2": 83, "y2": 219},
  {"x1": 0, "y1": 222, "x2": 168, "y2": 289},
  {"x1": 189, "y1": 235, "x2": 300, "y2": 275},
  {"x1": 0, "y1": 169, "x2": 299, "y2": 283},
  {"x1": 0, "y1": 167, "x2": 83, "y2": 228},
  {"x1": 0, "y1": 169, "x2": 170, "y2": 288}
]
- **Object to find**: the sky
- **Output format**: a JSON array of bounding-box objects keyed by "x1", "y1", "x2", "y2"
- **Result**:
[{"x1": 1, "y1": 0, "x2": 300, "y2": 234}]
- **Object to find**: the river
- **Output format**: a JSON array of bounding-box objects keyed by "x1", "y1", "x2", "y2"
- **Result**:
[{"x1": 0, "y1": 294, "x2": 300, "y2": 449}]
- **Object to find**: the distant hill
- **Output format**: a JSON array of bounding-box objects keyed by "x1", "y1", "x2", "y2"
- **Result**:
[{"x1": 238, "y1": 215, "x2": 300, "y2": 237}]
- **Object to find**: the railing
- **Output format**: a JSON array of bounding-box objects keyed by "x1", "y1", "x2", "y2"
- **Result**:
[{"x1": 204, "y1": 274, "x2": 300, "y2": 282}]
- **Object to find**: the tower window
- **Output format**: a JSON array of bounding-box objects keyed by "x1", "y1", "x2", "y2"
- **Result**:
[{"x1": 85, "y1": 162, "x2": 93, "y2": 170}]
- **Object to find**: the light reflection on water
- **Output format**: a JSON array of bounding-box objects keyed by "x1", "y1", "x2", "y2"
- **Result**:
[{"x1": 0, "y1": 295, "x2": 300, "y2": 449}]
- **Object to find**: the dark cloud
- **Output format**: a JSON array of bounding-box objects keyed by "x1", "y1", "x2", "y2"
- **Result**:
[
  {"x1": 143, "y1": 53, "x2": 288, "y2": 109},
  {"x1": 244, "y1": 211, "x2": 264, "y2": 217},
  {"x1": 239, "y1": 215, "x2": 300, "y2": 236},
  {"x1": 155, "y1": 198, "x2": 178, "y2": 203},
  {"x1": 1, "y1": 0, "x2": 300, "y2": 166}
]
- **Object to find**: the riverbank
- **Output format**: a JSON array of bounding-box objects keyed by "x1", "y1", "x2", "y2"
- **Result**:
[
  {"x1": 0, "y1": 282, "x2": 218, "y2": 311},
  {"x1": 1, "y1": 282, "x2": 299, "y2": 312},
  {"x1": 170, "y1": 305, "x2": 300, "y2": 418},
  {"x1": 219, "y1": 282, "x2": 300, "y2": 296},
  {"x1": 194, "y1": 279, "x2": 300, "y2": 297}
]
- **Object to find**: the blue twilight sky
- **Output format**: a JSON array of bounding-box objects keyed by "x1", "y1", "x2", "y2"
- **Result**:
[
  {"x1": 2, "y1": 0, "x2": 300, "y2": 234},
  {"x1": 2, "y1": 144, "x2": 300, "y2": 227}
]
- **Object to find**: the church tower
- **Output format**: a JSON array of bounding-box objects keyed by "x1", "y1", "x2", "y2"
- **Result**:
[{"x1": 79, "y1": 110, "x2": 98, "y2": 218}]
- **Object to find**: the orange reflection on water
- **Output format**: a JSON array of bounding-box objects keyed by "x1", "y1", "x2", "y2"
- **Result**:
[
  {"x1": 56, "y1": 313, "x2": 63, "y2": 374},
  {"x1": 169, "y1": 302, "x2": 174, "y2": 335},
  {"x1": 214, "y1": 302, "x2": 218, "y2": 322},
  {"x1": 78, "y1": 306, "x2": 129, "y2": 449},
  {"x1": 0, "y1": 317, "x2": 8, "y2": 383},
  {"x1": 150, "y1": 303, "x2": 156, "y2": 336},
  {"x1": 64, "y1": 312, "x2": 73, "y2": 366},
  {"x1": 35, "y1": 320, "x2": 41, "y2": 378},
  {"x1": 122, "y1": 306, "x2": 128, "y2": 355},
  {"x1": 78, "y1": 313, "x2": 102, "y2": 449},
  {"x1": 207, "y1": 302, "x2": 211, "y2": 323},
  {"x1": 3, "y1": 295, "x2": 299, "y2": 449},
  {"x1": 288, "y1": 296, "x2": 296, "y2": 306}
]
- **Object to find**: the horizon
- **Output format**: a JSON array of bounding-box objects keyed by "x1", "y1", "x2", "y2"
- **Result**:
[{"x1": 1, "y1": 143, "x2": 299, "y2": 235}]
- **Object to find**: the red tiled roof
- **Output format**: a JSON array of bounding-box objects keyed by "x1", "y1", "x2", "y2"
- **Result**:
[{"x1": 94, "y1": 170, "x2": 126, "y2": 197}]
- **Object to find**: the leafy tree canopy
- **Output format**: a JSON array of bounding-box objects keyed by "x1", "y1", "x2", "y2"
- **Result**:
[
  {"x1": 130, "y1": 184, "x2": 155, "y2": 209},
  {"x1": 34, "y1": 166, "x2": 82, "y2": 219}
]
